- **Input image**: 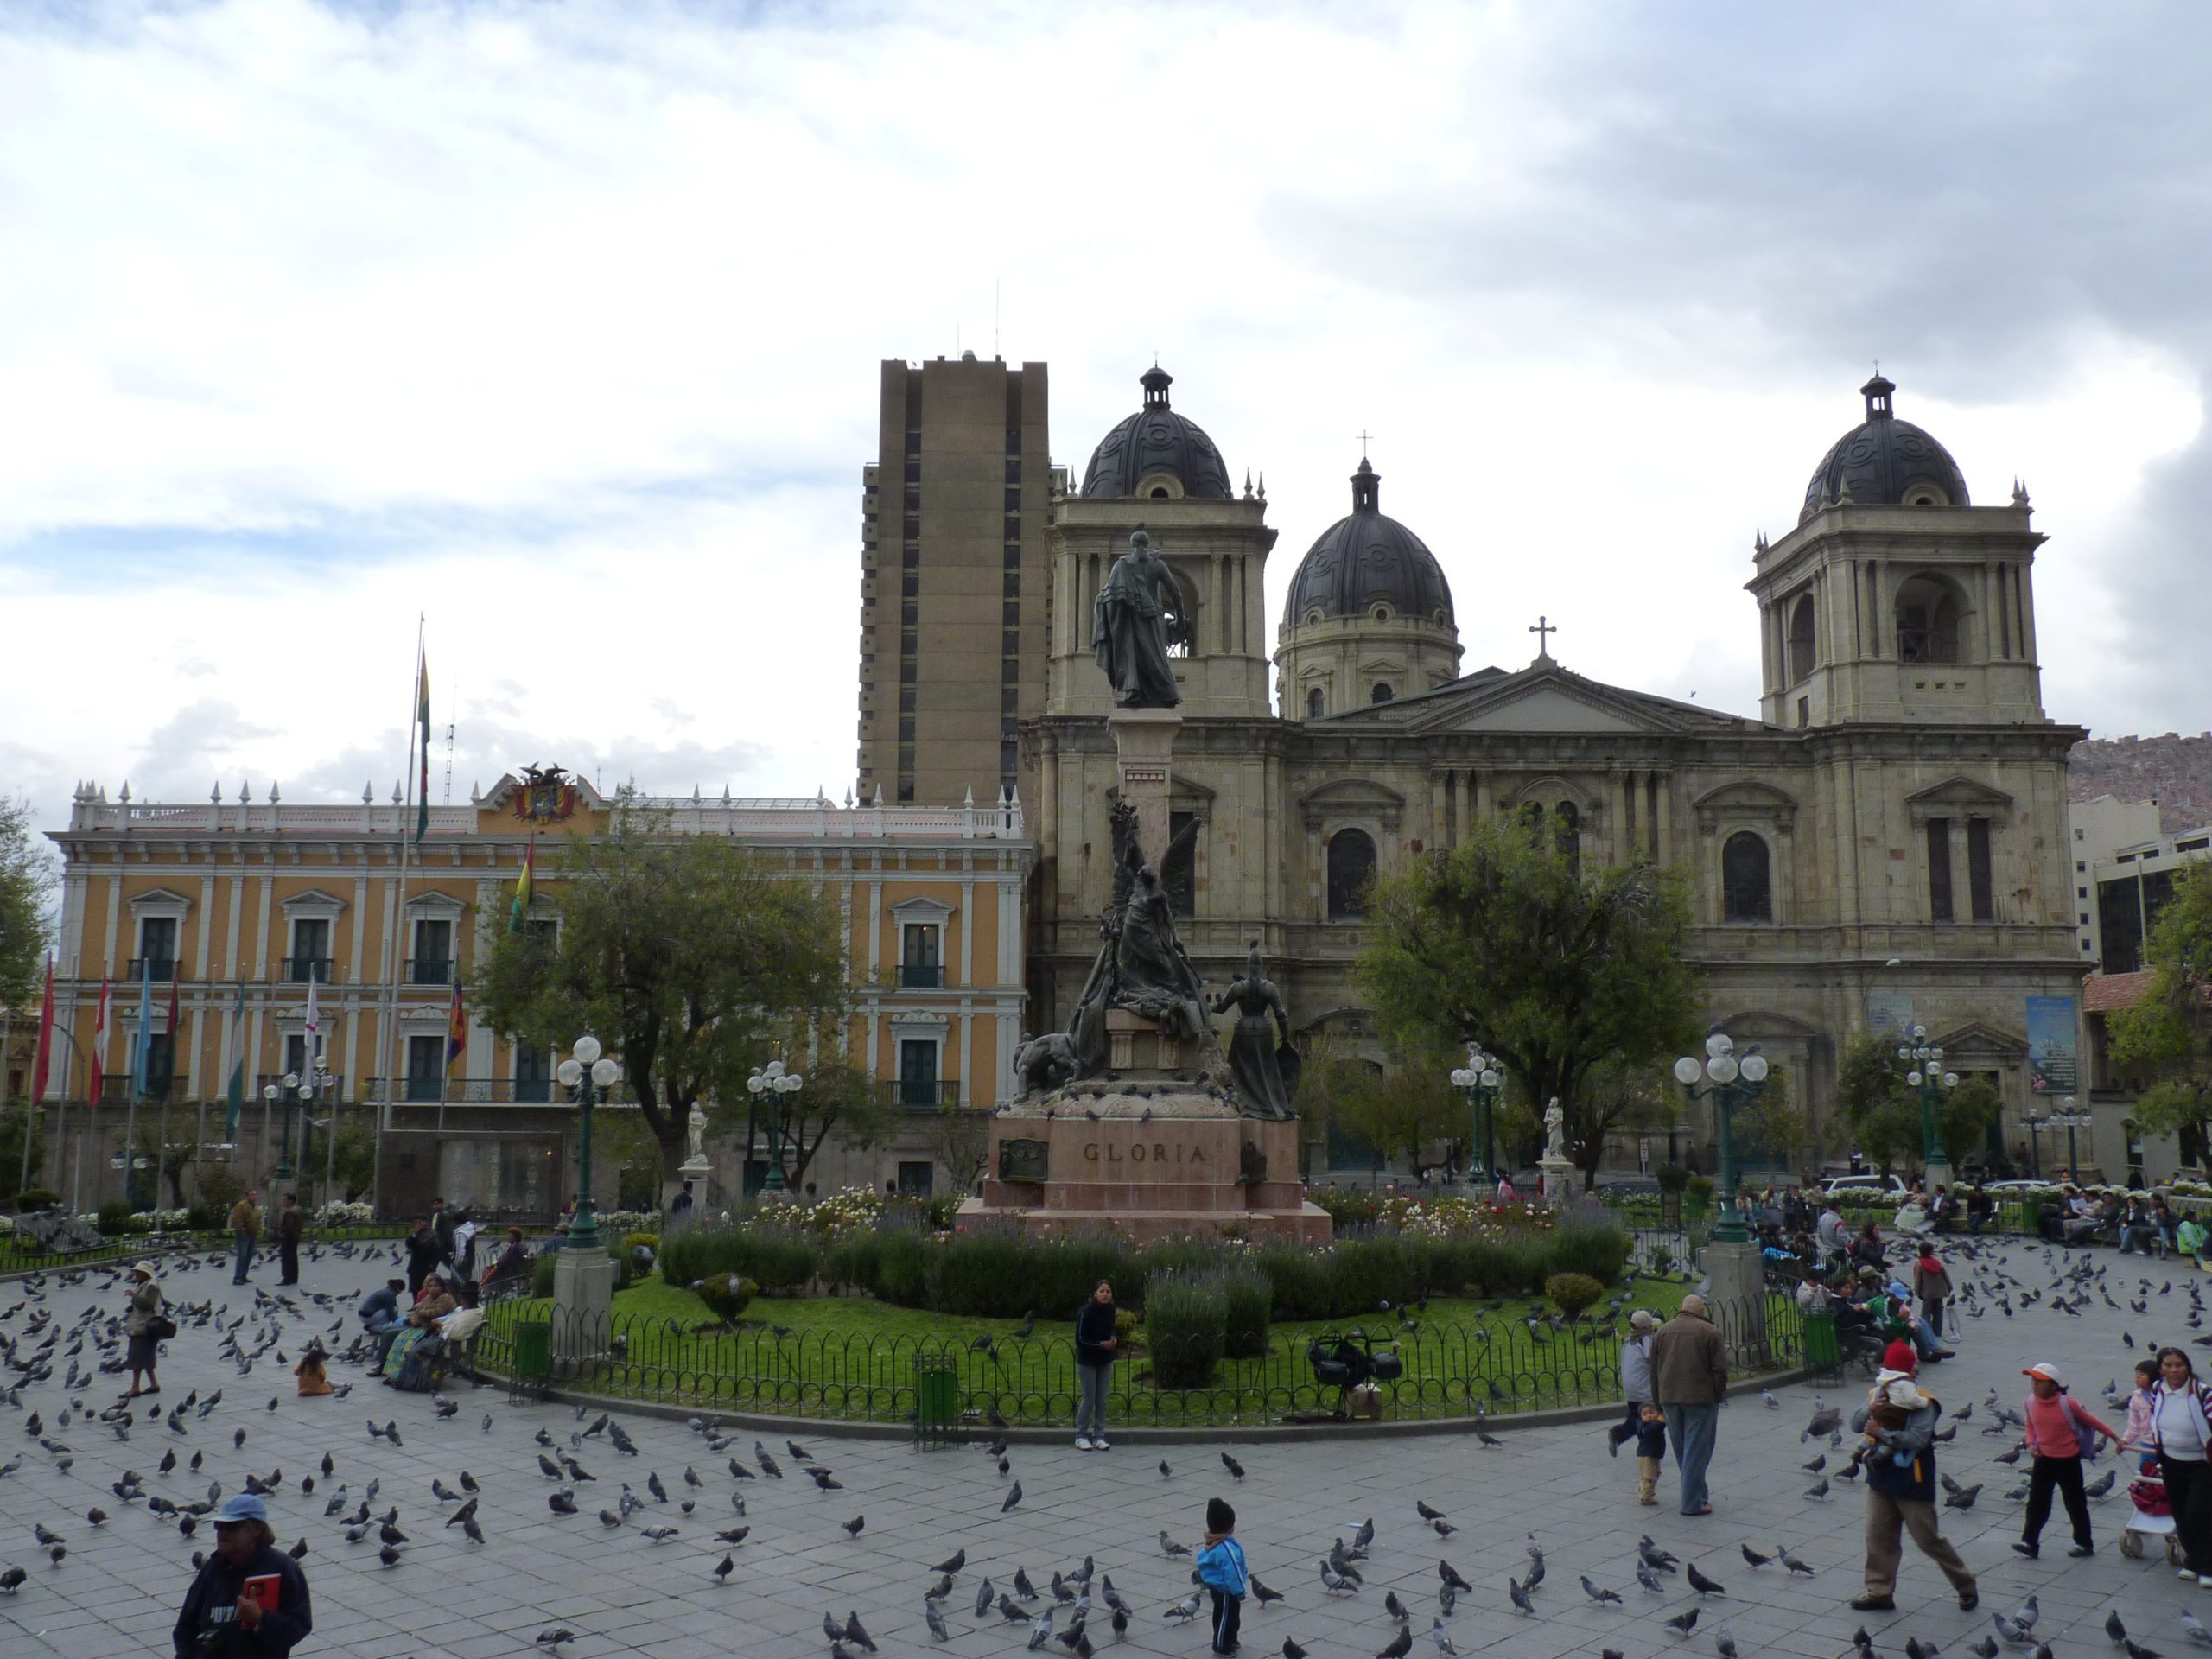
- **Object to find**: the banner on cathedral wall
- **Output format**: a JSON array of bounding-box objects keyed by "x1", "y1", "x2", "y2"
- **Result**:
[
  {"x1": 2025, "y1": 995, "x2": 2080, "y2": 1096},
  {"x1": 1866, "y1": 989, "x2": 1914, "y2": 1037}
]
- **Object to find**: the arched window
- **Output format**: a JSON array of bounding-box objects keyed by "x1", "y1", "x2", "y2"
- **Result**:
[
  {"x1": 1554, "y1": 802, "x2": 1580, "y2": 878},
  {"x1": 1306, "y1": 686, "x2": 1325, "y2": 719},
  {"x1": 1370, "y1": 683, "x2": 1395, "y2": 705},
  {"x1": 1896, "y1": 575, "x2": 1962, "y2": 664},
  {"x1": 1787, "y1": 594, "x2": 1816, "y2": 684},
  {"x1": 1722, "y1": 831, "x2": 1772, "y2": 923},
  {"x1": 1326, "y1": 828, "x2": 1376, "y2": 922}
]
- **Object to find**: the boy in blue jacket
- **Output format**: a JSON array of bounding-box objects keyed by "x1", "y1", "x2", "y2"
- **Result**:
[{"x1": 1196, "y1": 1497, "x2": 1249, "y2": 1655}]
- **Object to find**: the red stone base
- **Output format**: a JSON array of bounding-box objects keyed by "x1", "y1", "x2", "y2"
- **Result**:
[{"x1": 958, "y1": 1103, "x2": 1332, "y2": 1243}]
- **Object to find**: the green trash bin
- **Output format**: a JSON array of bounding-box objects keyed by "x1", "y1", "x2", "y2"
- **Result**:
[
  {"x1": 1802, "y1": 1311, "x2": 1839, "y2": 1374},
  {"x1": 915, "y1": 1354, "x2": 960, "y2": 1449},
  {"x1": 513, "y1": 1320, "x2": 551, "y2": 1379}
]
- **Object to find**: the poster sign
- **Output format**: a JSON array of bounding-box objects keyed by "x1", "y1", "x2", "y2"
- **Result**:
[
  {"x1": 2025, "y1": 995, "x2": 2079, "y2": 1095},
  {"x1": 1866, "y1": 990, "x2": 1915, "y2": 1038}
]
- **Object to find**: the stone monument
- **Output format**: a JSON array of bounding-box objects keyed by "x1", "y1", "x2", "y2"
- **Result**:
[
  {"x1": 1537, "y1": 1096, "x2": 1577, "y2": 1209},
  {"x1": 960, "y1": 529, "x2": 1330, "y2": 1243}
]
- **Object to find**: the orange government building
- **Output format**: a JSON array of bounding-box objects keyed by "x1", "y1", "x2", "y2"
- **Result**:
[{"x1": 28, "y1": 768, "x2": 1031, "y2": 1216}]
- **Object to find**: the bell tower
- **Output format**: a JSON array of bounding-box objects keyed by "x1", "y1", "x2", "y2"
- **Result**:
[{"x1": 1748, "y1": 375, "x2": 2046, "y2": 728}]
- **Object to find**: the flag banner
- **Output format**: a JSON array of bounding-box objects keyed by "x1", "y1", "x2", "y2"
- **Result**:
[
  {"x1": 224, "y1": 981, "x2": 247, "y2": 1140},
  {"x1": 303, "y1": 969, "x2": 321, "y2": 1075},
  {"x1": 87, "y1": 977, "x2": 111, "y2": 1106},
  {"x1": 447, "y1": 980, "x2": 467, "y2": 1071},
  {"x1": 29, "y1": 956, "x2": 54, "y2": 1102},
  {"x1": 155, "y1": 968, "x2": 181, "y2": 1095},
  {"x1": 415, "y1": 650, "x2": 431, "y2": 845},
  {"x1": 509, "y1": 835, "x2": 536, "y2": 933},
  {"x1": 130, "y1": 959, "x2": 155, "y2": 1103}
]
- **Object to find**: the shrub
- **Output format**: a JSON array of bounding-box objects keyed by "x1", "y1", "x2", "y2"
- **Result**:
[
  {"x1": 16, "y1": 1188, "x2": 58, "y2": 1212},
  {"x1": 1546, "y1": 1224, "x2": 1630, "y2": 1286},
  {"x1": 823, "y1": 1231, "x2": 888, "y2": 1296},
  {"x1": 1252, "y1": 1246, "x2": 1338, "y2": 1321},
  {"x1": 1113, "y1": 1307, "x2": 1139, "y2": 1345},
  {"x1": 1146, "y1": 1270, "x2": 1226, "y2": 1387},
  {"x1": 732, "y1": 1229, "x2": 819, "y2": 1293},
  {"x1": 1685, "y1": 1175, "x2": 1716, "y2": 1206},
  {"x1": 874, "y1": 1232, "x2": 934, "y2": 1306},
  {"x1": 1653, "y1": 1165, "x2": 1691, "y2": 1195},
  {"x1": 1219, "y1": 1264, "x2": 1272, "y2": 1360},
  {"x1": 1546, "y1": 1271, "x2": 1605, "y2": 1319},
  {"x1": 532, "y1": 1252, "x2": 558, "y2": 1299},
  {"x1": 97, "y1": 1199, "x2": 134, "y2": 1236},
  {"x1": 185, "y1": 1199, "x2": 222, "y2": 1233},
  {"x1": 624, "y1": 1231, "x2": 660, "y2": 1255},
  {"x1": 195, "y1": 1166, "x2": 245, "y2": 1216},
  {"x1": 694, "y1": 1273, "x2": 758, "y2": 1324}
]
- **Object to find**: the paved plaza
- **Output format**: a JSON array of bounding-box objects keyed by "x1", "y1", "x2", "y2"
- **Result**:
[{"x1": 2, "y1": 1235, "x2": 2209, "y2": 1659}]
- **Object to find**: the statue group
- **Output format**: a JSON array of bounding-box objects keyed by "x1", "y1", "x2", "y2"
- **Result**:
[{"x1": 1008, "y1": 529, "x2": 1300, "y2": 1121}]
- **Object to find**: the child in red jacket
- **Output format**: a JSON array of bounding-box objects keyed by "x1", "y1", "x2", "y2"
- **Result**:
[{"x1": 2015, "y1": 1360, "x2": 2118, "y2": 1558}]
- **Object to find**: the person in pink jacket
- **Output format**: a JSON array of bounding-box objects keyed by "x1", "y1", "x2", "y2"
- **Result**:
[
  {"x1": 2015, "y1": 1361, "x2": 2118, "y2": 1558},
  {"x1": 2120, "y1": 1358, "x2": 2161, "y2": 1454}
]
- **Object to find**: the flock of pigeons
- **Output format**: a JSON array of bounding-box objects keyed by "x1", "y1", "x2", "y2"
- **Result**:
[{"x1": 0, "y1": 1227, "x2": 2209, "y2": 1656}]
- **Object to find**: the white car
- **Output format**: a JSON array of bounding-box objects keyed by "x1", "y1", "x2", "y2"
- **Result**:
[{"x1": 1820, "y1": 1173, "x2": 1908, "y2": 1198}]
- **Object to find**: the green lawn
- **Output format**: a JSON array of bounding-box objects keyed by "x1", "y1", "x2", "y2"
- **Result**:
[{"x1": 484, "y1": 1272, "x2": 1747, "y2": 1427}]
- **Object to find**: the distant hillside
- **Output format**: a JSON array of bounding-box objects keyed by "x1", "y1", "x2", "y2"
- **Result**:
[{"x1": 2070, "y1": 732, "x2": 2212, "y2": 832}]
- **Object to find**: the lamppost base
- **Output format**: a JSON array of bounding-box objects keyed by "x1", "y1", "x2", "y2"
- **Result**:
[
  {"x1": 552, "y1": 1243, "x2": 613, "y2": 1367},
  {"x1": 1923, "y1": 1158, "x2": 1955, "y2": 1193},
  {"x1": 1700, "y1": 1237, "x2": 1769, "y2": 1360}
]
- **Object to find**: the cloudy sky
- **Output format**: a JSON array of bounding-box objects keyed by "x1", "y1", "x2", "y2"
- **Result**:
[{"x1": 4, "y1": 0, "x2": 2209, "y2": 830}]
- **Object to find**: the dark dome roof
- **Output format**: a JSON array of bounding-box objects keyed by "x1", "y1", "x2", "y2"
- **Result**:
[
  {"x1": 1802, "y1": 374, "x2": 1970, "y2": 518},
  {"x1": 1282, "y1": 459, "x2": 1455, "y2": 628},
  {"x1": 1080, "y1": 366, "x2": 1234, "y2": 499}
]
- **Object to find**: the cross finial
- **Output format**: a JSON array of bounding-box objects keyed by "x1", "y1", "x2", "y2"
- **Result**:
[
  {"x1": 1357, "y1": 429, "x2": 1373, "y2": 456},
  {"x1": 1529, "y1": 614, "x2": 1558, "y2": 658}
]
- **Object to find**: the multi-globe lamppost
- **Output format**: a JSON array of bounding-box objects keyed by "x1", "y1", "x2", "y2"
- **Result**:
[
  {"x1": 556, "y1": 1034, "x2": 621, "y2": 1252},
  {"x1": 1448, "y1": 1044, "x2": 1502, "y2": 1187},
  {"x1": 1673, "y1": 1030, "x2": 1769, "y2": 1245},
  {"x1": 2048, "y1": 1096, "x2": 2092, "y2": 1180},
  {"x1": 748, "y1": 1058, "x2": 803, "y2": 1196},
  {"x1": 1897, "y1": 1023, "x2": 1959, "y2": 1178}
]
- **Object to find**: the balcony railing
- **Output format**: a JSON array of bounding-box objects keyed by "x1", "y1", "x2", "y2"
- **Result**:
[
  {"x1": 124, "y1": 957, "x2": 178, "y2": 982},
  {"x1": 363, "y1": 1077, "x2": 632, "y2": 1105},
  {"x1": 280, "y1": 957, "x2": 334, "y2": 984},
  {"x1": 884, "y1": 1079, "x2": 960, "y2": 1109},
  {"x1": 98, "y1": 1078, "x2": 188, "y2": 1107},
  {"x1": 404, "y1": 957, "x2": 455, "y2": 986},
  {"x1": 896, "y1": 963, "x2": 944, "y2": 988}
]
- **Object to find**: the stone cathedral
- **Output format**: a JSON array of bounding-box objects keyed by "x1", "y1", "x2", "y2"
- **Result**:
[{"x1": 1026, "y1": 366, "x2": 2083, "y2": 1171}]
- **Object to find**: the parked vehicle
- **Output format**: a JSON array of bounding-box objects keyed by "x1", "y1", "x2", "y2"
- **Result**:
[{"x1": 1820, "y1": 1173, "x2": 1908, "y2": 1198}]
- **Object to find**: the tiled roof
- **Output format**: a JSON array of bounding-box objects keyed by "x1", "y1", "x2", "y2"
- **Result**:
[{"x1": 2083, "y1": 969, "x2": 2156, "y2": 1014}]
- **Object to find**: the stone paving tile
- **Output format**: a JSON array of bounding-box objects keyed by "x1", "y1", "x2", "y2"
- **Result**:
[{"x1": 3, "y1": 1236, "x2": 2210, "y2": 1657}]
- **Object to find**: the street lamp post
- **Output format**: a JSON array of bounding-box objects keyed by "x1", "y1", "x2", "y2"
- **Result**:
[
  {"x1": 2024, "y1": 1113, "x2": 2045, "y2": 1181},
  {"x1": 1449, "y1": 1044, "x2": 1503, "y2": 1187},
  {"x1": 2048, "y1": 1096, "x2": 2091, "y2": 1180},
  {"x1": 556, "y1": 1035, "x2": 621, "y2": 1253},
  {"x1": 747, "y1": 1059, "x2": 804, "y2": 1197},
  {"x1": 1673, "y1": 1029, "x2": 1770, "y2": 1246},
  {"x1": 262, "y1": 1073, "x2": 301, "y2": 1183},
  {"x1": 1897, "y1": 1024, "x2": 1959, "y2": 1182}
]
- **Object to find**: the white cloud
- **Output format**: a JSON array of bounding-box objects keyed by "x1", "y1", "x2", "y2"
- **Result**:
[{"x1": 3, "y1": 0, "x2": 2209, "y2": 829}]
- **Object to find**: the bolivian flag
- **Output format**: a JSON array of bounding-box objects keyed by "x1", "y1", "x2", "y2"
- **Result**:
[{"x1": 508, "y1": 835, "x2": 535, "y2": 934}]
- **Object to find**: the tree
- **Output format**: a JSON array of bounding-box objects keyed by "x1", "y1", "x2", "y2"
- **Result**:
[
  {"x1": 1324, "y1": 1039, "x2": 1467, "y2": 1177},
  {"x1": 1835, "y1": 1033, "x2": 2001, "y2": 1174},
  {"x1": 1354, "y1": 811, "x2": 1703, "y2": 1180},
  {"x1": 2111, "y1": 863, "x2": 2212, "y2": 1140},
  {"x1": 918, "y1": 1107, "x2": 994, "y2": 1196},
  {"x1": 0, "y1": 794, "x2": 54, "y2": 1012},
  {"x1": 769, "y1": 1052, "x2": 902, "y2": 1193},
  {"x1": 0, "y1": 1101, "x2": 45, "y2": 1201},
  {"x1": 474, "y1": 810, "x2": 853, "y2": 1182}
]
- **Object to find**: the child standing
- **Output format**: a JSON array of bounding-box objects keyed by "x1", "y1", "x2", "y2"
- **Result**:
[
  {"x1": 2122, "y1": 1359, "x2": 2161, "y2": 1453},
  {"x1": 1634, "y1": 1403, "x2": 1668, "y2": 1505},
  {"x1": 1196, "y1": 1497, "x2": 1249, "y2": 1656},
  {"x1": 2016, "y1": 1360, "x2": 2118, "y2": 1558},
  {"x1": 1912, "y1": 1245, "x2": 1954, "y2": 1342}
]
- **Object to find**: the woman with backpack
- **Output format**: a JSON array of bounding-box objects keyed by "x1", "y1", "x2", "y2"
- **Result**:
[
  {"x1": 2153, "y1": 1346, "x2": 2212, "y2": 1585},
  {"x1": 122, "y1": 1262, "x2": 168, "y2": 1399}
]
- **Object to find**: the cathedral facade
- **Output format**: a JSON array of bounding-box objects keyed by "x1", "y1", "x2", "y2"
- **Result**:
[{"x1": 1027, "y1": 368, "x2": 2085, "y2": 1175}]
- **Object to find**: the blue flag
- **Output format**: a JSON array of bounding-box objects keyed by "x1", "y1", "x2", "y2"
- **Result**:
[{"x1": 130, "y1": 959, "x2": 155, "y2": 1102}]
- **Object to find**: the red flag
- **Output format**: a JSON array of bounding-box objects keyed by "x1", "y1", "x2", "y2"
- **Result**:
[
  {"x1": 29, "y1": 957, "x2": 54, "y2": 1101},
  {"x1": 162, "y1": 969, "x2": 181, "y2": 1092},
  {"x1": 87, "y1": 976, "x2": 112, "y2": 1106},
  {"x1": 447, "y1": 979, "x2": 467, "y2": 1071}
]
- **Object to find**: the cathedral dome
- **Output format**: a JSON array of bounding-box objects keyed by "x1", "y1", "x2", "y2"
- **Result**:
[
  {"x1": 1801, "y1": 374, "x2": 1970, "y2": 520},
  {"x1": 1080, "y1": 365, "x2": 1235, "y2": 499},
  {"x1": 1281, "y1": 459, "x2": 1455, "y2": 629}
]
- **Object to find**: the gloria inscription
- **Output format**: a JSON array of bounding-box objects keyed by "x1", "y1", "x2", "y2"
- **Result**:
[{"x1": 1082, "y1": 1140, "x2": 1208, "y2": 1168}]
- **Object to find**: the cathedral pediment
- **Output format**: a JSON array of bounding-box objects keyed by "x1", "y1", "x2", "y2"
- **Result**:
[
  {"x1": 1692, "y1": 780, "x2": 1799, "y2": 832},
  {"x1": 1344, "y1": 661, "x2": 1753, "y2": 736},
  {"x1": 1297, "y1": 778, "x2": 1405, "y2": 833},
  {"x1": 1904, "y1": 775, "x2": 2014, "y2": 824}
]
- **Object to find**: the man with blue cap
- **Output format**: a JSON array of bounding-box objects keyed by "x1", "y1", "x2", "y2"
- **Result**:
[{"x1": 172, "y1": 1491, "x2": 313, "y2": 1656}]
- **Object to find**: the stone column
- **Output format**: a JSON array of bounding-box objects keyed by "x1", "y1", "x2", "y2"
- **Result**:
[{"x1": 1108, "y1": 708, "x2": 1183, "y2": 866}]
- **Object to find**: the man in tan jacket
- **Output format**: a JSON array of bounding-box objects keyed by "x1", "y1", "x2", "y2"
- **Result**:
[
  {"x1": 229, "y1": 1189, "x2": 263, "y2": 1287},
  {"x1": 1651, "y1": 1293, "x2": 1728, "y2": 1516}
]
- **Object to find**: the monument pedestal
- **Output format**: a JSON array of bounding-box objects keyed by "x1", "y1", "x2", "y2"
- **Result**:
[
  {"x1": 551, "y1": 1244, "x2": 613, "y2": 1368},
  {"x1": 1538, "y1": 1156, "x2": 1576, "y2": 1210},
  {"x1": 1107, "y1": 707, "x2": 1182, "y2": 867}
]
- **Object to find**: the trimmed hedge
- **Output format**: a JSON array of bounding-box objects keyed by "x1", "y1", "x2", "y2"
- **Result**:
[
  {"x1": 655, "y1": 1220, "x2": 1629, "y2": 1323},
  {"x1": 1146, "y1": 1270, "x2": 1226, "y2": 1387}
]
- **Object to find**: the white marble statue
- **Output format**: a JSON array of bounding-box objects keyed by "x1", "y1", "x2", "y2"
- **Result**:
[
  {"x1": 1542, "y1": 1096, "x2": 1566, "y2": 1160},
  {"x1": 687, "y1": 1102, "x2": 709, "y2": 1164}
]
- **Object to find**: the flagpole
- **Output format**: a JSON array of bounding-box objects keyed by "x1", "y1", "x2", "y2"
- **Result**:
[{"x1": 373, "y1": 620, "x2": 423, "y2": 1217}]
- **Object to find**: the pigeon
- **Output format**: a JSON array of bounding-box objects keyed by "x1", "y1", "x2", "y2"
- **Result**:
[
  {"x1": 1158, "y1": 1460, "x2": 1173, "y2": 1478},
  {"x1": 1716, "y1": 1632, "x2": 1738, "y2": 1659},
  {"x1": 1222, "y1": 1453, "x2": 1245, "y2": 1480},
  {"x1": 927, "y1": 1602, "x2": 950, "y2": 1641},
  {"x1": 1943, "y1": 1484, "x2": 1982, "y2": 1510},
  {"x1": 1507, "y1": 1578, "x2": 1533, "y2": 1617},
  {"x1": 715, "y1": 1553, "x2": 735, "y2": 1585},
  {"x1": 2183, "y1": 1611, "x2": 2212, "y2": 1650},
  {"x1": 1429, "y1": 1619, "x2": 1456, "y2": 1656},
  {"x1": 1439, "y1": 1560, "x2": 1471, "y2": 1593},
  {"x1": 1160, "y1": 1531, "x2": 1192, "y2": 1558},
  {"x1": 1802, "y1": 1407, "x2": 1841, "y2": 1442},
  {"x1": 2108, "y1": 1612, "x2": 2129, "y2": 1648},
  {"x1": 842, "y1": 1516, "x2": 866, "y2": 1537},
  {"x1": 1002, "y1": 1481, "x2": 1023, "y2": 1513},
  {"x1": 846, "y1": 1611, "x2": 877, "y2": 1652},
  {"x1": 934, "y1": 1548, "x2": 968, "y2": 1575},
  {"x1": 1250, "y1": 1578, "x2": 1284, "y2": 1605},
  {"x1": 1385, "y1": 1591, "x2": 1409, "y2": 1623},
  {"x1": 1668, "y1": 1608, "x2": 1700, "y2": 1637},
  {"x1": 536, "y1": 1630, "x2": 577, "y2": 1650},
  {"x1": 1804, "y1": 1478, "x2": 1830, "y2": 1501},
  {"x1": 1378, "y1": 1628, "x2": 1414, "y2": 1659},
  {"x1": 1582, "y1": 1576, "x2": 1624, "y2": 1604},
  {"x1": 2124, "y1": 1643, "x2": 2164, "y2": 1659},
  {"x1": 1740, "y1": 1545, "x2": 1771, "y2": 1568},
  {"x1": 1777, "y1": 1549, "x2": 1816, "y2": 1578},
  {"x1": 1166, "y1": 1593, "x2": 1202, "y2": 1622},
  {"x1": 1687, "y1": 1564, "x2": 1725, "y2": 1596},
  {"x1": 1283, "y1": 1643, "x2": 1307, "y2": 1659},
  {"x1": 2086, "y1": 1468, "x2": 2118, "y2": 1500}
]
